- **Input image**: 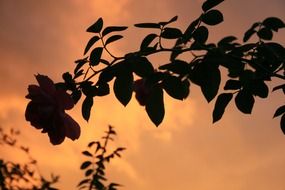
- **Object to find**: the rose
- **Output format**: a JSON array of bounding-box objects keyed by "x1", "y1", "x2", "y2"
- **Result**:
[
  {"x1": 25, "y1": 74, "x2": 80, "y2": 145},
  {"x1": 133, "y1": 79, "x2": 151, "y2": 106}
]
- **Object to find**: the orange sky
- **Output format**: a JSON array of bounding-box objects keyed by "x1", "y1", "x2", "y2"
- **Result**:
[{"x1": 0, "y1": 0, "x2": 285, "y2": 189}]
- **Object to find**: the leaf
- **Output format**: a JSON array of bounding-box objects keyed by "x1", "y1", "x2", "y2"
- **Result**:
[
  {"x1": 105, "y1": 35, "x2": 123, "y2": 46},
  {"x1": 131, "y1": 56, "x2": 154, "y2": 77},
  {"x1": 85, "y1": 169, "x2": 94, "y2": 177},
  {"x1": 96, "y1": 82, "x2": 110, "y2": 96},
  {"x1": 98, "y1": 67, "x2": 115, "y2": 83},
  {"x1": 134, "y1": 23, "x2": 161, "y2": 29},
  {"x1": 102, "y1": 26, "x2": 128, "y2": 37},
  {"x1": 183, "y1": 18, "x2": 200, "y2": 42},
  {"x1": 201, "y1": 67, "x2": 221, "y2": 102},
  {"x1": 253, "y1": 80, "x2": 269, "y2": 98},
  {"x1": 193, "y1": 26, "x2": 209, "y2": 44},
  {"x1": 224, "y1": 80, "x2": 241, "y2": 90},
  {"x1": 273, "y1": 84, "x2": 285, "y2": 93},
  {"x1": 202, "y1": 0, "x2": 224, "y2": 12},
  {"x1": 140, "y1": 33, "x2": 158, "y2": 51},
  {"x1": 243, "y1": 22, "x2": 259, "y2": 42},
  {"x1": 159, "y1": 60, "x2": 189, "y2": 75},
  {"x1": 77, "y1": 179, "x2": 91, "y2": 187},
  {"x1": 71, "y1": 90, "x2": 82, "y2": 104},
  {"x1": 213, "y1": 93, "x2": 233, "y2": 123},
  {"x1": 273, "y1": 105, "x2": 285, "y2": 118},
  {"x1": 86, "y1": 18, "x2": 103, "y2": 33},
  {"x1": 161, "y1": 27, "x2": 183, "y2": 39},
  {"x1": 162, "y1": 76, "x2": 190, "y2": 100},
  {"x1": 218, "y1": 36, "x2": 237, "y2": 47},
  {"x1": 263, "y1": 17, "x2": 285, "y2": 32},
  {"x1": 113, "y1": 69, "x2": 133, "y2": 106},
  {"x1": 82, "y1": 150, "x2": 93, "y2": 157},
  {"x1": 80, "y1": 161, "x2": 92, "y2": 170},
  {"x1": 159, "y1": 15, "x2": 178, "y2": 26},
  {"x1": 90, "y1": 47, "x2": 103, "y2": 66},
  {"x1": 281, "y1": 114, "x2": 285, "y2": 134},
  {"x1": 82, "y1": 96, "x2": 93, "y2": 121},
  {"x1": 201, "y1": 9, "x2": 223, "y2": 26},
  {"x1": 84, "y1": 36, "x2": 100, "y2": 55},
  {"x1": 74, "y1": 59, "x2": 87, "y2": 75},
  {"x1": 146, "y1": 86, "x2": 164, "y2": 126},
  {"x1": 235, "y1": 89, "x2": 255, "y2": 114},
  {"x1": 87, "y1": 141, "x2": 97, "y2": 148},
  {"x1": 257, "y1": 27, "x2": 273, "y2": 40}
]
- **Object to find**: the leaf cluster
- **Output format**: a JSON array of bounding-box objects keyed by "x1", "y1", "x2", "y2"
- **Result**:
[
  {"x1": 0, "y1": 127, "x2": 59, "y2": 190},
  {"x1": 78, "y1": 126, "x2": 125, "y2": 190},
  {"x1": 56, "y1": 0, "x2": 285, "y2": 134}
]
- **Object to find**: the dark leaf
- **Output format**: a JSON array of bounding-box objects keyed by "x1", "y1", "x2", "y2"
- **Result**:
[
  {"x1": 193, "y1": 26, "x2": 209, "y2": 44},
  {"x1": 281, "y1": 114, "x2": 285, "y2": 134},
  {"x1": 98, "y1": 67, "x2": 115, "y2": 83},
  {"x1": 77, "y1": 179, "x2": 91, "y2": 187},
  {"x1": 85, "y1": 169, "x2": 94, "y2": 177},
  {"x1": 218, "y1": 36, "x2": 237, "y2": 47},
  {"x1": 273, "y1": 84, "x2": 285, "y2": 93},
  {"x1": 146, "y1": 86, "x2": 164, "y2": 126},
  {"x1": 71, "y1": 90, "x2": 82, "y2": 104},
  {"x1": 159, "y1": 60, "x2": 189, "y2": 75},
  {"x1": 84, "y1": 36, "x2": 100, "y2": 55},
  {"x1": 105, "y1": 35, "x2": 123, "y2": 46},
  {"x1": 96, "y1": 82, "x2": 110, "y2": 96},
  {"x1": 159, "y1": 15, "x2": 178, "y2": 26},
  {"x1": 134, "y1": 23, "x2": 161, "y2": 29},
  {"x1": 243, "y1": 29, "x2": 256, "y2": 42},
  {"x1": 201, "y1": 67, "x2": 221, "y2": 102},
  {"x1": 87, "y1": 141, "x2": 97, "y2": 148},
  {"x1": 90, "y1": 47, "x2": 103, "y2": 66},
  {"x1": 131, "y1": 57, "x2": 154, "y2": 77},
  {"x1": 224, "y1": 80, "x2": 241, "y2": 90},
  {"x1": 170, "y1": 46, "x2": 183, "y2": 61},
  {"x1": 87, "y1": 18, "x2": 103, "y2": 33},
  {"x1": 162, "y1": 76, "x2": 190, "y2": 100},
  {"x1": 63, "y1": 72, "x2": 73, "y2": 82},
  {"x1": 82, "y1": 96, "x2": 93, "y2": 121},
  {"x1": 201, "y1": 9, "x2": 223, "y2": 26},
  {"x1": 74, "y1": 65, "x2": 85, "y2": 78},
  {"x1": 183, "y1": 18, "x2": 200, "y2": 42},
  {"x1": 80, "y1": 161, "x2": 92, "y2": 170},
  {"x1": 113, "y1": 69, "x2": 133, "y2": 106},
  {"x1": 235, "y1": 89, "x2": 255, "y2": 114},
  {"x1": 161, "y1": 27, "x2": 183, "y2": 39},
  {"x1": 243, "y1": 22, "x2": 260, "y2": 42},
  {"x1": 253, "y1": 80, "x2": 269, "y2": 98},
  {"x1": 202, "y1": 0, "x2": 224, "y2": 12},
  {"x1": 82, "y1": 151, "x2": 93, "y2": 157},
  {"x1": 263, "y1": 17, "x2": 285, "y2": 32},
  {"x1": 102, "y1": 26, "x2": 128, "y2": 37},
  {"x1": 213, "y1": 93, "x2": 233, "y2": 123},
  {"x1": 140, "y1": 33, "x2": 158, "y2": 51},
  {"x1": 257, "y1": 27, "x2": 273, "y2": 40},
  {"x1": 274, "y1": 105, "x2": 285, "y2": 118}
]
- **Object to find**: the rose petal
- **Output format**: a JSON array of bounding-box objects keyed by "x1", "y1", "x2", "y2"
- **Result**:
[
  {"x1": 25, "y1": 102, "x2": 43, "y2": 129},
  {"x1": 35, "y1": 74, "x2": 56, "y2": 95},
  {"x1": 26, "y1": 85, "x2": 42, "y2": 99},
  {"x1": 47, "y1": 115, "x2": 66, "y2": 145},
  {"x1": 63, "y1": 114, "x2": 80, "y2": 140},
  {"x1": 55, "y1": 89, "x2": 74, "y2": 110}
]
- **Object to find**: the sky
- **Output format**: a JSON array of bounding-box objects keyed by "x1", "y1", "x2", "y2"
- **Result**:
[{"x1": 0, "y1": 0, "x2": 285, "y2": 189}]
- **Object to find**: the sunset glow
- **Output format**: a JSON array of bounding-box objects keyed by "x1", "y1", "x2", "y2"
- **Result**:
[{"x1": 1, "y1": 0, "x2": 285, "y2": 189}]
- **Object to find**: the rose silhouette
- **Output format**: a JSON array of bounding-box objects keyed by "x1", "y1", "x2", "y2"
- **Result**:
[
  {"x1": 25, "y1": 74, "x2": 80, "y2": 145},
  {"x1": 133, "y1": 79, "x2": 151, "y2": 106}
]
